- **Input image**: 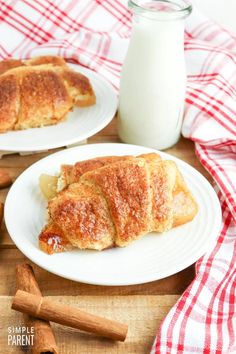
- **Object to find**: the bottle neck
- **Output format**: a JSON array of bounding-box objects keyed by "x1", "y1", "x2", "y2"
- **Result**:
[
  {"x1": 131, "y1": 12, "x2": 185, "y2": 43},
  {"x1": 129, "y1": 0, "x2": 192, "y2": 21}
]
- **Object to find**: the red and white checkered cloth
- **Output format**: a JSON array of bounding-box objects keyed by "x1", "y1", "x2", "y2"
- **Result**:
[{"x1": 0, "y1": 1, "x2": 235, "y2": 353}]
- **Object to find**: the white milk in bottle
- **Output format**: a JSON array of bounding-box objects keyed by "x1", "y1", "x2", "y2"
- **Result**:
[{"x1": 118, "y1": 0, "x2": 192, "y2": 150}]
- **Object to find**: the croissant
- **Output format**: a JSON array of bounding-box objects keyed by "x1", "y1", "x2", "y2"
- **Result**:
[
  {"x1": 0, "y1": 55, "x2": 67, "y2": 75},
  {"x1": 38, "y1": 153, "x2": 198, "y2": 254},
  {"x1": 0, "y1": 56, "x2": 96, "y2": 133}
]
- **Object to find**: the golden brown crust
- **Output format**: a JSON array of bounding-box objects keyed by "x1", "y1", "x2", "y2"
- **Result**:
[
  {"x1": 0, "y1": 56, "x2": 66, "y2": 77},
  {"x1": 149, "y1": 161, "x2": 175, "y2": 232},
  {"x1": 17, "y1": 69, "x2": 54, "y2": 129},
  {"x1": 25, "y1": 56, "x2": 66, "y2": 67},
  {"x1": 39, "y1": 153, "x2": 199, "y2": 254},
  {"x1": 59, "y1": 156, "x2": 133, "y2": 190},
  {"x1": 0, "y1": 55, "x2": 66, "y2": 75},
  {"x1": 48, "y1": 182, "x2": 115, "y2": 250},
  {"x1": 62, "y1": 69, "x2": 96, "y2": 106},
  {"x1": 138, "y1": 153, "x2": 161, "y2": 163},
  {"x1": 81, "y1": 158, "x2": 151, "y2": 247},
  {"x1": 0, "y1": 59, "x2": 24, "y2": 75},
  {"x1": 15, "y1": 67, "x2": 72, "y2": 130},
  {"x1": 0, "y1": 58, "x2": 96, "y2": 132},
  {"x1": 0, "y1": 74, "x2": 20, "y2": 132}
]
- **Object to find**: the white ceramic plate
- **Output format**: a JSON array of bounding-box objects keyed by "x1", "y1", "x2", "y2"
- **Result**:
[
  {"x1": 5, "y1": 143, "x2": 222, "y2": 286},
  {"x1": 0, "y1": 64, "x2": 117, "y2": 152}
]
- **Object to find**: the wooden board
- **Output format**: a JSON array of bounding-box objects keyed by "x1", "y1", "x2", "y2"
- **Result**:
[{"x1": 0, "y1": 295, "x2": 179, "y2": 354}]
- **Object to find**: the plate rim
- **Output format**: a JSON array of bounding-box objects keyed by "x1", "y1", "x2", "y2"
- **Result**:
[
  {"x1": 0, "y1": 64, "x2": 117, "y2": 152},
  {"x1": 4, "y1": 143, "x2": 222, "y2": 286}
]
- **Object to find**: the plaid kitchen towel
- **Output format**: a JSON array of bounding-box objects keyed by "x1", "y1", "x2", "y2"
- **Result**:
[{"x1": 0, "y1": 1, "x2": 236, "y2": 353}]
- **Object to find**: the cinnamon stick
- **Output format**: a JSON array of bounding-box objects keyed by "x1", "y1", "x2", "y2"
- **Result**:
[
  {"x1": 16, "y1": 264, "x2": 58, "y2": 354},
  {"x1": 12, "y1": 289, "x2": 128, "y2": 342}
]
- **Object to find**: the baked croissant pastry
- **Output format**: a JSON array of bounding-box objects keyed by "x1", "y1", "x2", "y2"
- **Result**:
[
  {"x1": 0, "y1": 55, "x2": 66, "y2": 76},
  {"x1": 38, "y1": 153, "x2": 198, "y2": 254},
  {"x1": 0, "y1": 56, "x2": 96, "y2": 133}
]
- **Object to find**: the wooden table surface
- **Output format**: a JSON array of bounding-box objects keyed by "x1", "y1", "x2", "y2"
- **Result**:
[{"x1": 0, "y1": 118, "x2": 212, "y2": 353}]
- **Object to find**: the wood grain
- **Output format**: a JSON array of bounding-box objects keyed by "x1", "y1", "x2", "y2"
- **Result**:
[
  {"x1": 0, "y1": 249, "x2": 195, "y2": 296},
  {"x1": 0, "y1": 295, "x2": 179, "y2": 354},
  {"x1": 12, "y1": 290, "x2": 128, "y2": 341}
]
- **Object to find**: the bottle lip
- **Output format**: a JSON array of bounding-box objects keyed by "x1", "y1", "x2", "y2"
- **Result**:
[{"x1": 129, "y1": 0, "x2": 192, "y2": 20}]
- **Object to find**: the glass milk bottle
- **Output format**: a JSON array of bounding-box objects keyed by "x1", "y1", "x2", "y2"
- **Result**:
[{"x1": 118, "y1": 0, "x2": 192, "y2": 150}]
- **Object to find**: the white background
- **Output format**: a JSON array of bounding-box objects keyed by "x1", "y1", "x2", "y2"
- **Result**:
[
  {"x1": 193, "y1": 0, "x2": 236, "y2": 34},
  {"x1": 120, "y1": 0, "x2": 236, "y2": 35}
]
